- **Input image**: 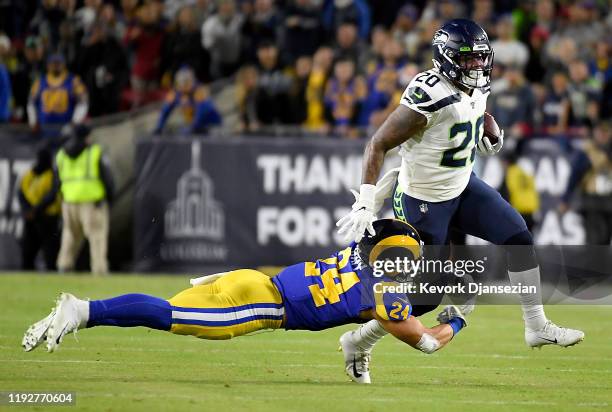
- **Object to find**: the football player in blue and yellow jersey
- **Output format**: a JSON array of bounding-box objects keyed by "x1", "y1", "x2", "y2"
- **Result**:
[
  {"x1": 23, "y1": 219, "x2": 467, "y2": 383},
  {"x1": 27, "y1": 54, "x2": 88, "y2": 138}
]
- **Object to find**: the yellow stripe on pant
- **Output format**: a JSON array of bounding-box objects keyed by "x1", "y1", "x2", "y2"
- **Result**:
[{"x1": 167, "y1": 269, "x2": 284, "y2": 340}]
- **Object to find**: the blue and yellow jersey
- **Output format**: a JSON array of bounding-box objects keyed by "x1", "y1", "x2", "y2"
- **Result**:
[
  {"x1": 272, "y1": 243, "x2": 411, "y2": 331},
  {"x1": 30, "y1": 72, "x2": 86, "y2": 125},
  {"x1": 155, "y1": 85, "x2": 221, "y2": 134}
]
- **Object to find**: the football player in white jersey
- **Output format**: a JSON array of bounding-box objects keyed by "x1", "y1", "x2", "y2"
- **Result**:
[{"x1": 335, "y1": 19, "x2": 584, "y2": 384}]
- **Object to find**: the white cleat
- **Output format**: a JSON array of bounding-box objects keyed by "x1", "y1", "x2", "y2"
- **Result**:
[
  {"x1": 46, "y1": 293, "x2": 83, "y2": 353},
  {"x1": 22, "y1": 309, "x2": 56, "y2": 352},
  {"x1": 525, "y1": 320, "x2": 585, "y2": 348},
  {"x1": 338, "y1": 331, "x2": 372, "y2": 384}
]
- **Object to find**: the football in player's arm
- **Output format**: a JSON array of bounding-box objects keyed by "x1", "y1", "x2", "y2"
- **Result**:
[{"x1": 23, "y1": 219, "x2": 466, "y2": 385}]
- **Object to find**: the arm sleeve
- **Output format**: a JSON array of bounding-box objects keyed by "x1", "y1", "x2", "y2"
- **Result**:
[
  {"x1": 99, "y1": 155, "x2": 115, "y2": 205},
  {"x1": 562, "y1": 151, "x2": 592, "y2": 203}
]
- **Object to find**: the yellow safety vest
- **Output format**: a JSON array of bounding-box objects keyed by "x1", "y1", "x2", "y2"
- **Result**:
[
  {"x1": 56, "y1": 144, "x2": 106, "y2": 203},
  {"x1": 505, "y1": 164, "x2": 540, "y2": 214},
  {"x1": 20, "y1": 169, "x2": 62, "y2": 215}
]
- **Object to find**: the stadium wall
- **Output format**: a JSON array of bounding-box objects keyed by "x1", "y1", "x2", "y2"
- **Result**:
[{"x1": 132, "y1": 136, "x2": 586, "y2": 273}]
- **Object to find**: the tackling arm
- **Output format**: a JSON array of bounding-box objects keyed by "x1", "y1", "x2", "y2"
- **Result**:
[{"x1": 374, "y1": 312, "x2": 457, "y2": 354}]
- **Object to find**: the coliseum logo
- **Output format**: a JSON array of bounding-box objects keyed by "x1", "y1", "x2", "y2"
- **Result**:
[{"x1": 164, "y1": 141, "x2": 225, "y2": 240}]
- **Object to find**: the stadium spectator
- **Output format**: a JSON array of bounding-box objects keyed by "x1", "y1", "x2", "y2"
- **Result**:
[
  {"x1": 283, "y1": 0, "x2": 323, "y2": 63},
  {"x1": 489, "y1": 64, "x2": 537, "y2": 138},
  {"x1": 154, "y1": 66, "x2": 221, "y2": 135},
  {"x1": 391, "y1": 5, "x2": 420, "y2": 59},
  {"x1": 124, "y1": 2, "x2": 165, "y2": 107},
  {"x1": 30, "y1": 0, "x2": 69, "y2": 49},
  {"x1": 431, "y1": 0, "x2": 463, "y2": 22},
  {"x1": 201, "y1": 0, "x2": 244, "y2": 79},
  {"x1": 236, "y1": 65, "x2": 260, "y2": 133},
  {"x1": 193, "y1": 0, "x2": 216, "y2": 28},
  {"x1": 333, "y1": 21, "x2": 369, "y2": 72},
  {"x1": 18, "y1": 147, "x2": 61, "y2": 271},
  {"x1": 100, "y1": 3, "x2": 127, "y2": 41},
  {"x1": 567, "y1": 60, "x2": 600, "y2": 130},
  {"x1": 589, "y1": 40, "x2": 611, "y2": 120},
  {"x1": 359, "y1": 67, "x2": 400, "y2": 129},
  {"x1": 471, "y1": 0, "x2": 497, "y2": 38},
  {"x1": 541, "y1": 71, "x2": 570, "y2": 136},
  {"x1": 305, "y1": 46, "x2": 333, "y2": 131},
  {"x1": 491, "y1": 14, "x2": 529, "y2": 70},
  {"x1": 11, "y1": 36, "x2": 45, "y2": 123},
  {"x1": 560, "y1": 122, "x2": 612, "y2": 244},
  {"x1": 500, "y1": 150, "x2": 540, "y2": 233},
  {"x1": 324, "y1": 57, "x2": 366, "y2": 137},
  {"x1": 77, "y1": 22, "x2": 129, "y2": 116},
  {"x1": 55, "y1": 125, "x2": 114, "y2": 275},
  {"x1": 57, "y1": 19, "x2": 79, "y2": 71},
  {"x1": 287, "y1": 55, "x2": 312, "y2": 125},
  {"x1": 75, "y1": 0, "x2": 103, "y2": 36},
  {"x1": 242, "y1": 0, "x2": 281, "y2": 62},
  {"x1": 27, "y1": 53, "x2": 89, "y2": 140},
  {"x1": 254, "y1": 41, "x2": 292, "y2": 125},
  {"x1": 120, "y1": 0, "x2": 140, "y2": 27},
  {"x1": 532, "y1": 0, "x2": 557, "y2": 34},
  {"x1": 0, "y1": 34, "x2": 10, "y2": 122},
  {"x1": 367, "y1": 0, "x2": 407, "y2": 28},
  {"x1": 322, "y1": 0, "x2": 371, "y2": 40},
  {"x1": 162, "y1": 6, "x2": 210, "y2": 83},
  {"x1": 524, "y1": 26, "x2": 549, "y2": 83}
]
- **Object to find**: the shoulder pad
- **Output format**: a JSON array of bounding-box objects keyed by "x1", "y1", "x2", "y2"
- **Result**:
[{"x1": 400, "y1": 70, "x2": 461, "y2": 114}]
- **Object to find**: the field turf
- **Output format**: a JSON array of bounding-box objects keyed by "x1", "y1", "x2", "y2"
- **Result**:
[{"x1": 0, "y1": 274, "x2": 610, "y2": 412}]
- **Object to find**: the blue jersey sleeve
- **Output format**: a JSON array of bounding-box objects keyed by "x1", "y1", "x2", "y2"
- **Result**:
[{"x1": 373, "y1": 281, "x2": 411, "y2": 321}]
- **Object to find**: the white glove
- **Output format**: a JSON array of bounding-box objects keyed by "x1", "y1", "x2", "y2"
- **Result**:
[
  {"x1": 336, "y1": 184, "x2": 377, "y2": 243},
  {"x1": 477, "y1": 129, "x2": 503, "y2": 156},
  {"x1": 436, "y1": 305, "x2": 468, "y2": 326},
  {"x1": 336, "y1": 168, "x2": 401, "y2": 243}
]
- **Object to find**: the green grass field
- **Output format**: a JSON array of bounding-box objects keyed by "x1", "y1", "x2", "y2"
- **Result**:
[{"x1": 0, "y1": 274, "x2": 610, "y2": 412}]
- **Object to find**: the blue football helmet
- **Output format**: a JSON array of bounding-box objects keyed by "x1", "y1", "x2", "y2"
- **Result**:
[{"x1": 432, "y1": 19, "x2": 494, "y2": 89}]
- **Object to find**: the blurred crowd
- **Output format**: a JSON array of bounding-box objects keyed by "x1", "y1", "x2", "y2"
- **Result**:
[{"x1": 0, "y1": 0, "x2": 610, "y2": 139}]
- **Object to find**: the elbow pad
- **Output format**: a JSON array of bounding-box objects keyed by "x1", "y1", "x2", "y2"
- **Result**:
[{"x1": 416, "y1": 333, "x2": 440, "y2": 354}]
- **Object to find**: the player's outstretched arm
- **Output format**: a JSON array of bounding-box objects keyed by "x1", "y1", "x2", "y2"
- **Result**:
[
  {"x1": 374, "y1": 312, "x2": 464, "y2": 354},
  {"x1": 337, "y1": 106, "x2": 427, "y2": 243},
  {"x1": 362, "y1": 105, "x2": 427, "y2": 184}
]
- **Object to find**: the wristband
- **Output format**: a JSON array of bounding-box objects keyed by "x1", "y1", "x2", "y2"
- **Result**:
[{"x1": 359, "y1": 184, "x2": 377, "y2": 211}]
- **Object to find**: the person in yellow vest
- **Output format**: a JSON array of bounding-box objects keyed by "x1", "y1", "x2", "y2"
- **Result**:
[
  {"x1": 54, "y1": 125, "x2": 115, "y2": 274},
  {"x1": 500, "y1": 150, "x2": 540, "y2": 232},
  {"x1": 18, "y1": 147, "x2": 62, "y2": 270}
]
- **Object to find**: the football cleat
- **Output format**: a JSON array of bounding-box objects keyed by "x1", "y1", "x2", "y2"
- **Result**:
[
  {"x1": 338, "y1": 331, "x2": 372, "y2": 384},
  {"x1": 525, "y1": 320, "x2": 585, "y2": 348},
  {"x1": 46, "y1": 293, "x2": 83, "y2": 353},
  {"x1": 22, "y1": 309, "x2": 56, "y2": 352}
]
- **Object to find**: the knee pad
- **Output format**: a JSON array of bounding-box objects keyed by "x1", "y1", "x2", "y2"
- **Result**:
[
  {"x1": 415, "y1": 333, "x2": 440, "y2": 354},
  {"x1": 503, "y1": 230, "x2": 537, "y2": 272}
]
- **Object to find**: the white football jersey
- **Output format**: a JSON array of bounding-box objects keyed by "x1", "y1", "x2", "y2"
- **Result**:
[{"x1": 397, "y1": 69, "x2": 489, "y2": 202}]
